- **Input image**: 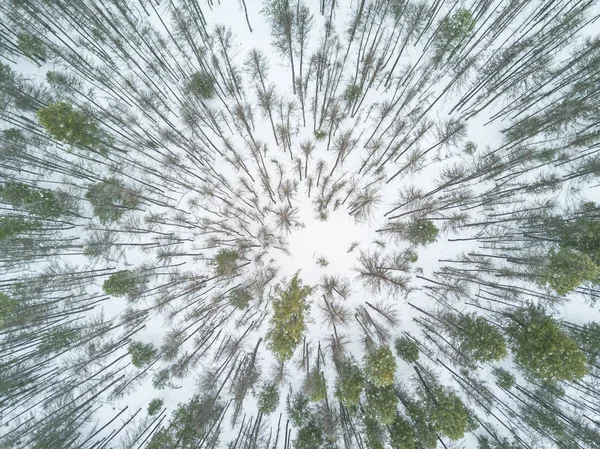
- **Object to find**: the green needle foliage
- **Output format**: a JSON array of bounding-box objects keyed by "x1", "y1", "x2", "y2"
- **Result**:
[
  {"x1": 17, "y1": 33, "x2": 47, "y2": 62},
  {"x1": 0, "y1": 292, "x2": 18, "y2": 328},
  {"x1": 395, "y1": 337, "x2": 419, "y2": 363},
  {"x1": 267, "y1": 274, "x2": 312, "y2": 361},
  {"x1": 365, "y1": 384, "x2": 398, "y2": 424},
  {"x1": 437, "y1": 9, "x2": 475, "y2": 46},
  {"x1": 85, "y1": 178, "x2": 139, "y2": 223},
  {"x1": 0, "y1": 216, "x2": 42, "y2": 240},
  {"x1": 493, "y1": 367, "x2": 515, "y2": 390},
  {"x1": 426, "y1": 387, "x2": 470, "y2": 440},
  {"x1": 214, "y1": 249, "x2": 241, "y2": 277},
  {"x1": 147, "y1": 395, "x2": 224, "y2": 449},
  {"x1": 128, "y1": 341, "x2": 157, "y2": 368},
  {"x1": 334, "y1": 361, "x2": 365, "y2": 407},
  {"x1": 294, "y1": 421, "x2": 324, "y2": 449},
  {"x1": 37, "y1": 101, "x2": 99, "y2": 147},
  {"x1": 230, "y1": 287, "x2": 253, "y2": 309},
  {"x1": 102, "y1": 270, "x2": 143, "y2": 297},
  {"x1": 187, "y1": 72, "x2": 215, "y2": 99},
  {"x1": 257, "y1": 384, "x2": 280, "y2": 414},
  {"x1": 388, "y1": 414, "x2": 416, "y2": 449},
  {"x1": 0, "y1": 182, "x2": 64, "y2": 218},
  {"x1": 304, "y1": 368, "x2": 326, "y2": 402},
  {"x1": 147, "y1": 398, "x2": 164, "y2": 416},
  {"x1": 38, "y1": 327, "x2": 79, "y2": 354},
  {"x1": 453, "y1": 313, "x2": 508, "y2": 363},
  {"x1": 364, "y1": 345, "x2": 397, "y2": 387},
  {"x1": 405, "y1": 219, "x2": 439, "y2": 246},
  {"x1": 506, "y1": 305, "x2": 588, "y2": 382},
  {"x1": 539, "y1": 247, "x2": 599, "y2": 295}
]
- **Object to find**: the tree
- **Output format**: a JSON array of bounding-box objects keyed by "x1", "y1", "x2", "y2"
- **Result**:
[
  {"x1": 147, "y1": 394, "x2": 224, "y2": 449},
  {"x1": 434, "y1": 9, "x2": 475, "y2": 57},
  {"x1": 263, "y1": 0, "x2": 296, "y2": 93},
  {"x1": 304, "y1": 368, "x2": 326, "y2": 402},
  {"x1": 506, "y1": 305, "x2": 588, "y2": 382},
  {"x1": 85, "y1": 178, "x2": 139, "y2": 223},
  {"x1": 294, "y1": 421, "x2": 323, "y2": 449},
  {"x1": 388, "y1": 414, "x2": 415, "y2": 449},
  {"x1": 493, "y1": 368, "x2": 515, "y2": 390},
  {"x1": 426, "y1": 386, "x2": 470, "y2": 440},
  {"x1": 395, "y1": 337, "x2": 419, "y2": 363},
  {"x1": 214, "y1": 249, "x2": 241, "y2": 277},
  {"x1": 548, "y1": 208, "x2": 600, "y2": 263},
  {"x1": 364, "y1": 345, "x2": 396, "y2": 387},
  {"x1": 538, "y1": 248, "x2": 599, "y2": 295},
  {"x1": 128, "y1": 341, "x2": 157, "y2": 368},
  {"x1": 0, "y1": 292, "x2": 18, "y2": 328},
  {"x1": 0, "y1": 216, "x2": 42, "y2": 240},
  {"x1": 230, "y1": 287, "x2": 252, "y2": 309},
  {"x1": 365, "y1": 384, "x2": 398, "y2": 424},
  {"x1": 449, "y1": 313, "x2": 508, "y2": 363},
  {"x1": 187, "y1": 72, "x2": 215, "y2": 99},
  {"x1": 17, "y1": 33, "x2": 47, "y2": 62},
  {"x1": 335, "y1": 361, "x2": 364, "y2": 407},
  {"x1": 103, "y1": 270, "x2": 143, "y2": 297},
  {"x1": 257, "y1": 384, "x2": 279, "y2": 414},
  {"x1": 36, "y1": 101, "x2": 99, "y2": 147},
  {"x1": 148, "y1": 398, "x2": 164, "y2": 416},
  {"x1": 404, "y1": 219, "x2": 439, "y2": 246},
  {"x1": 267, "y1": 274, "x2": 312, "y2": 361},
  {"x1": 0, "y1": 182, "x2": 65, "y2": 218}
]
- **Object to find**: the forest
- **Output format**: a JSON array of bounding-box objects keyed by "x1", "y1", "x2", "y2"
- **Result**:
[{"x1": 1, "y1": 0, "x2": 600, "y2": 448}]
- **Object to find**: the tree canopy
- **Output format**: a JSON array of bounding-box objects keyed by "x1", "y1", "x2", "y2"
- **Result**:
[
  {"x1": 37, "y1": 101, "x2": 99, "y2": 147},
  {"x1": 267, "y1": 274, "x2": 312, "y2": 361},
  {"x1": 506, "y1": 305, "x2": 588, "y2": 382}
]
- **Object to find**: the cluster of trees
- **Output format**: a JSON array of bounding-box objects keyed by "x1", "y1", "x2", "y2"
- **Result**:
[{"x1": 1, "y1": 0, "x2": 600, "y2": 448}]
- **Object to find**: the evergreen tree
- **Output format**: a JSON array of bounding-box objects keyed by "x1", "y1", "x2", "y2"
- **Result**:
[{"x1": 506, "y1": 305, "x2": 588, "y2": 382}]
